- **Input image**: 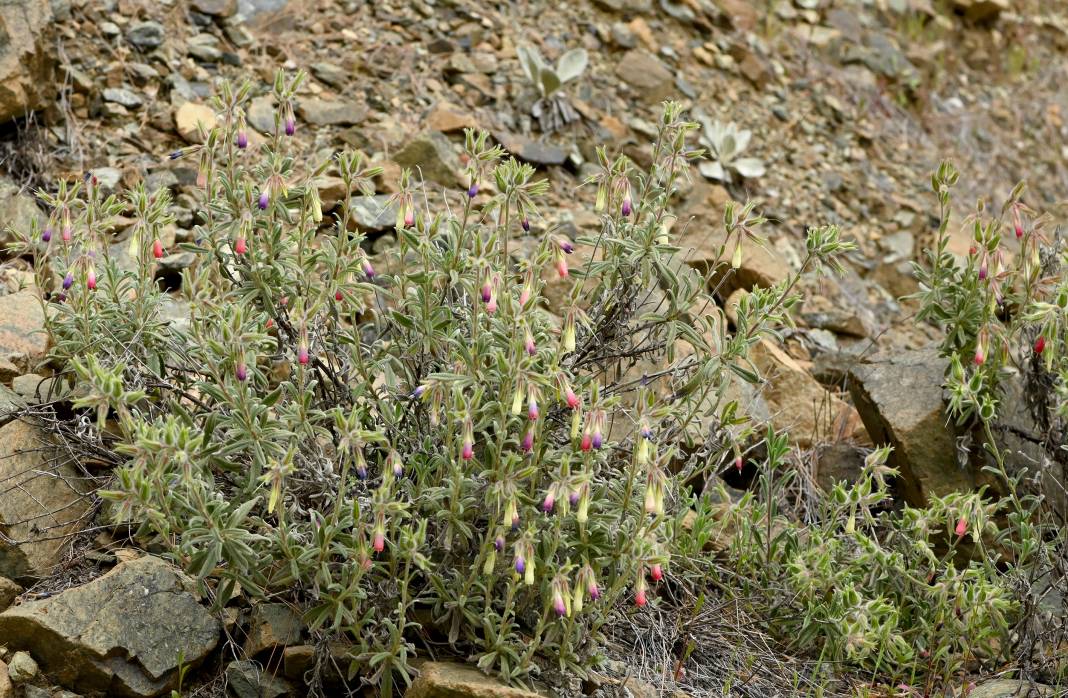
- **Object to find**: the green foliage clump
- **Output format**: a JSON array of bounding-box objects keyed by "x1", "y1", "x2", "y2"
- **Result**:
[{"x1": 15, "y1": 71, "x2": 856, "y2": 693}]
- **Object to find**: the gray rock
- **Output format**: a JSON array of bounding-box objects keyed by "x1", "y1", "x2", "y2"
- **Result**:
[
  {"x1": 350, "y1": 195, "x2": 397, "y2": 233},
  {"x1": 0, "y1": 575, "x2": 21, "y2": 611},
  {"x1": 0, "y1": 176, "x2": 43, "y2": 248},
  {"x1": 127, "y1": 21, "x2": 165, "y2": 51},
  {"x1": 191, "y1": 0, "x2": 237, "y2": 16},
  {"x1": 311, "y1": 62, "x2": 348, "y2": 88},
  {"x1": 246, "y1": 94, "x2": 275, "y2": 134},
  {"x1": 393, "y1": 132, "x2": 462, "y2": 186},
  {"x1": 245, "y1": 603, "x2": 303, "y2": 656},
  {"x1": 296, "y1": 98, "x2": 365, "y2": 127},
  {"x1": 848, "y1": 348, "x2": 987, "y2": 506},
  {"x1": 0, "y1": 555, "x2": 220, "y2": 697},
  {"x1": 99, "y1": 21, "x2": 121, "y2": 37},
  {"x1": 493, "y1": 132, "x2": 570, "y2": 167},
  {"x1": 0, "y1": 0, "x2": 54, "y2": 123},
  {"x1": 0, "y1": 420, "x2": 92, "y2": 581},
  {"x1": 7, "y1": 651, "x2": 37, "y2": 683},
  {"x1": 968, "y1": 680, "x2": 1055, "y2": 698},
  {"x1": 225, "y1": 660, "x2": 292, "y2": 698},
  {"x1": 91, "y1": 167, "x2": 122, "y2": 193},
  {"x1": 237, "y1": 0, "x2": 289, "y2": 18},
  {"x1": 103, "y1": 88, "x2": 143, "y2": 109}
]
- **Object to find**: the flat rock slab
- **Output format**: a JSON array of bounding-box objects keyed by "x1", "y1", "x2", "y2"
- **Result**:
[
  {"x1": 406, "y1": 661, "x2": 542, "y2": 698},
  {"x1": 0, "y1": 555, "x2": 220, "y2": 697},
  {"x1": 0, "y1": 420, "x2": 92, "y2": 581}
]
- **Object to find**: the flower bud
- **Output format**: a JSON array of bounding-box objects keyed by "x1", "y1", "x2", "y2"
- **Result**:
[
  {"x1": 404, "y1": 208, "x2": 415, "y2": 228},
  {"x1": 298, "y1": 344, "x2": 309, "y2": 366},
  {"x1": 284, "y1": 112, "x2": 296, "y2": 136},
  {"x1": 522, "y1": 218, "x2": 531, "y2": 232},
  {"x1": 515, "y1": 555, "x2": 525, "y2": 575},
  {"x1": 235, "y1": 237, "x2": 247, "y2": 255},
  {"x1": 557, "y1": 238, "x2": 575, "y2": 254},
  {"x1": 650, "y1": 563, "x2": 663, "y2": 582},
  {"x1": 42, "y1": 228, "x2": 52, "y2": 243},
  {"x1": 542, "y1": 490, "x2": 555, "y2": 513},
  {"x1": 362, "y1": 259, "x2": 376, "y2": 279},
  {"x1": 236, "y1": 362, "x2": 247, "y2": 381},
  {"x1": 635, "y1": 588, "x2": 647, "y2": 607},
  {"x1": 569, "y1": 490, "x2": 580, "y2": 506},
  {"x1": 731, "y1": 242, "x2": 743, "y2": 270},
  {"x1": 528, "y1": 393, "x2": 539, "y2": 421},
  {"x1": 152, "y1": 239, "x2": 164, "y2": 259},
  {"x1": 335, "y1": 290, "x2": 344, "y2": 302},
  {"x1": 522, "y1": 427, "x2": 535, "y2": 453},
  {"x1": 565, "y1": 388, "x2": 580, "y2": 409},
  {"x1": 62, "y1": 225, "x2": 72, "y2": 243},
  {"x1": 1035, "y1": 336, "x2": 1045, "y2": 355},
  {"x1": 468, "y1": 182, "x2": 479, "y2": 198},
  {"x1": 62, "y1": 272, "x2": 74, "y2": 290},
  {"x1": 373, "y1": 532, "x2": 385, "y2": 553},
  {"x1": 553, "y1": 591, "x2": 567, "y2": 617},
  {"x1": 580, "y1": 432, "x2": 592, "y2": 452},
  {"x1": 462, "y1": 441, "x2": 474, "y2": 460},
  {"x1": 258, "y1": 191, "x2": 269, "y2": 210},
  {"x1": 621, "y1": 196, "x2": 632, "y2": 217},
  {"x1": 237, "y1": 130, "x2": 248, "y2": 149},
  {"x1": 734, "y1": 455, "x2": 743, "y2": 473},
  {"x1": 495, "y1": 535, "x2": 505, "y2": 552},
  {"x1": 955, "y1": 516, "x2": 967, "y2": 538},
  {"x1": 87, "y1": 269, "x2": 97, "y2": 290},
  {"x1": 978, "y1": 260, "x2": 988, "y2": 281},
  {"x1": 525, "y1": 332, "x2": 537, "y2": 356}
]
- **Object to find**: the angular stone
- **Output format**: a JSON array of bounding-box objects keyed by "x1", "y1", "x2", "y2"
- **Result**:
[
  {"x1": 0, "y1": 556, "x2": 220, "y2": 697},
  {"x1": 0, "y1": 576, "x2": 20, "y2": 611},
  {"x1": 225, "y1": 660, "x2": 291, "y2": 698},
  {"x1": 0, "y1": 660, "x2": 10, "y2": 697},
  {"x1": 615, "y1": 50, "x2": 676, "y2": 103},
  {"x1": 394, "y1": 132, "x2": 462, "y2": 186},
  {"x1": 0, "y1": 291, "x2": 49, "y2": 372},
  {"x1": 0, "y1": 0, "x2": 53, "y2": 123},
  {"x1": 6, "y1": 652, "x2": 35, "y2": 683},
  {"x1": 814, "y1": 442, "x2": 866, "y2": 490},
  {"x1": 493, "y1": 132, "x2": 569, "y2": 166},
  {"x1": 247, "y1": 95, "x2": 275, "y2": 134},
  {"x1": 677, "y1": 228, "x2": 790, "y2": 297},
  {"x1": 103, "y1": 88, "x2": 143, "y2": 109},
  {"x1": 244, "y1": 603, "x2": 302, "y2": 656},
  {"x1": 191, "y1": 0, "x2": 237, "y2": 16},
  {"x1": 127, "y1": 21, "x2": 165, "y2": 51},
  {"x1": 848, "y1": 349, "x2": 986, "y2": 506},
  {"x1": 407, "y1": 661, "x2": 542, "y2": 698},
  {"x1": 0, "y1": 420, "x2": 91, "y2": 581},
  {"x1": 0, "y1": 176, "x2": 43, "y2": 249},
  {"x1": 750, "y1": 339, "x2": 851, "y2": 448},
  {"x1": 297, "y1": 98, "x2": 365, "y2": 127},
  {"x1": 425, "y1": 100, "x2": 475, "y2": 133},
  {"x1": 174, "y1": 102, "x2": 217, "y2": 144},
  {"x1": 349, "y1": 195, "x2": 397, "y2": 233},
  {"x1": 969, "y1": 680, "x2": 1055, "y2": 698}
]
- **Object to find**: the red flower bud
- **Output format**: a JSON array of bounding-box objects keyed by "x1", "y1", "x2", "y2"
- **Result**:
[
  {"x1": 298, "y1": 345, "x2": 309, "y2": 365},
  {"x1": 1035, "y1": 336, "x2": 1045, "y2": 355},
  {"x1": 235, "y1": 237, "x2": 247, "y2": 255},
  {"x1": 152, "y1": 239, "x2": 164, "y2": 259},
  {"x1": 565, "y1": 389, "x2": 580, "y2": 409},
  {"x1": 635, "y1": 588, "x2": 647, "y2": 607},
  {"x1": 650, "y1": 564, "x2": 663, "y2": 582}
]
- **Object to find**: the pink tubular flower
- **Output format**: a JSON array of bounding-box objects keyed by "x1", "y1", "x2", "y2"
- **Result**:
[
  {"x1": 362, "y1": 259, "x2": 375, "y2": 279},
  {"x1": 580, "y1": 433, "x2": 592, "y2": 451},
  {"x1": 87, "y1": 269, "x2": 97, "y2": 290},
  {"x1": 152, "y1": 239, "x2": 164, "y2": 259},
  {"x1": 650, "y1": 564, "x2": 663, "y2": 582},
  {"x1": 621, "y1": 196, "x2": 632, "y2": 217},
  {"x1": 955, "y1": 516, "x2": 967, "y2": 538},
  {"x1": 298, "y1": 344, "x2": 309, "y2": 366},
  {"x1": 734, "y1": 455, "x2": 744, "y2": 473},
  {"x1": 566, "y1": 388, "x2": 580, "y2": 410},
  {"x1": 553, "y1": 592, "x2": 567, "y2": 617},
  {"x1": 556, "y1": 256, "x2": 569, "y2": 278},
  {"x1": 522, "y1": 427, "x2": 534, "y2": 453},
  {"x1": 62, "y1": 226, "x2": 72, "y2": 243},
  {"x1": 235, "y1": 237, "x2": 247, "y2": 255},
  {"x1": 525, "y1": 333, "x2": 537, "y2": 356},
  {"x1": 635, "y1": 588, "x2": 647, "y2": 607},
  {"x1": 528, "y1": 394, "x2": 539, "y2": 421},
  {"x1": 462, "y1": 440, "x2": 474, "y2": 460},
  {"x1": 542, "y1": 491, "x2": 555, "y2": 513},
  {"x1": 403, "y1": 208, "x2": 415, "y2": 228},
  {"x1": 373, "y1": 532, "x2": 385, "y2": 553},
  {"x1": 236, "y1": 362, "x2": 247, "y2": 381}
]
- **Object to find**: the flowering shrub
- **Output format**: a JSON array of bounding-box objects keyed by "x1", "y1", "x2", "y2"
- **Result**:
[{"x1": 12, "y1": 72, "x2": 857, "y2": 692}]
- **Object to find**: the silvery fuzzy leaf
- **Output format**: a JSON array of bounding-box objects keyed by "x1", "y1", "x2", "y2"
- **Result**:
[
  {"x1": 698, "y1": 160, "x2": 727, "y2": 181},
  {"x1": 732, "y1": 157, "x2": 766, "y2": 179},
  {"x1": 517, "y1": 44, "x2": 545, "y2": 85},
  {"x1": 556, "y1": 48, "x2": 588, "y2": 83},
  {"x1": 540, "y1": 67, "x2": 561, "y2": 97},
  {"x1": 734, "y1": 128, "x2": 752, "y2": 154},
  {"x1": 719, "y1": 132, "x2": 737, "y2": 160}
]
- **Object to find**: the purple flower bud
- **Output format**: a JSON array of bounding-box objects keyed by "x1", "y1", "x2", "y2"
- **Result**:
[
  {"x1": 640, "y1": 426, "x2": 653, "y2": 440},
  {"x1": 284, "y1": 116, "x2": 296, "y2": 136},
  {"x1": 467, "y1": 182, "x2": 479, "y2": 198},
  {"x1": 481, "y1": 283, "x2": 492, "y2": 303},
  {"x1": 356, "y1": 463, "x2": 368, "y2": 480},
  {"x1": 258, "y1": 191, "x2": 269, "y2": 210},
  {"x1": 511, "y1": 513, "x2": 520, "y2": 531},
  {"x1": 621, "y1": 196, "x2": 632, "y2": 217},
  {"x1": 411, "y1": 385, "x2": 426, "y2": 399},
  {"x1": 591, "y1": 431, "x2": 603, "y2": 449},
  {"x1": 42, "y1": 228, "x2": 52, "y2": 243},
  {"x1": 558, "y1": 239, "x2": 574, "y2": 254},
  {"x1": 528, "y1": 398, "x2": 539, "y2": 421},
  {"x1": 494, "y1": 536, "x2": 505, "y2": 552},
  {"x1": 56, "y1": 292, "x2": 66, "y2": 303},
  {"x1": 521, "y1": 218, "x2": 530, "y2": 232},
  {"x1": 393, "y1": 460, "x2": 403, "y2": 477},
  {"x1": 542, "y1": 493, "x2": 555, "y2": 513},
  {"x1": 522, "y1": 429, "x2": 534, "y2": 453},
  {"x1": 515, "y1": 556, "x2": 525, "y2": 575},
  {"x1": 237, "y1": 131, "x2": 248, "y2": 149},
  {"x1": 62, "y1": 272, "x2": 73, "y2": 290},
  {"x1": 362, "y1": 260, "x2": 376, "y2": 279},
  {"x1": 588, "y1": 583, "x2": 601, "y2": 600},
  {"x1": 553, "y1": 595, "x2": 567, "y2": 616},
  {"x1": 169, "y1": 151, "x2": 183, "y2": 160},
  {"x1": 569, "y1": 491, "x2": 580, "y2": 506},
  {"x1": 236, "y1": 363, "x2": 247, "y2": 381}
]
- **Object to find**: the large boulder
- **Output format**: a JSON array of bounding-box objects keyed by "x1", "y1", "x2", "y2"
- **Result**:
[
  {"x1": 848, "y1": 348, "x2": 988, "y2": 506},
  {"x1": 0, "y1": 1, "x2": 53, "y2": 123},
  {"x1": 0, "y1": 420, "x2": 92, "y2": 581},
  {"x1": 0, "y1": 555, "x2": 220, "y2": 697}
]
